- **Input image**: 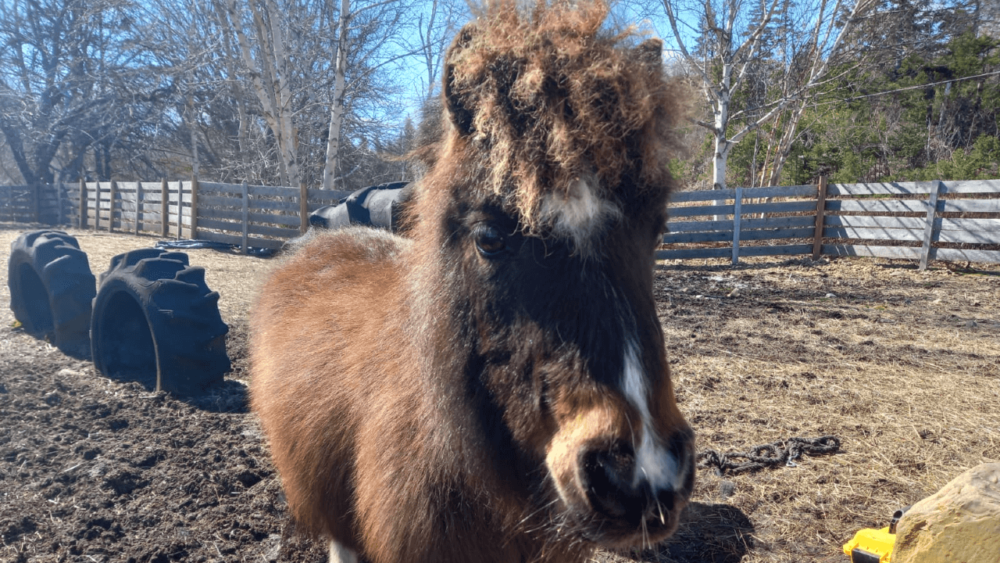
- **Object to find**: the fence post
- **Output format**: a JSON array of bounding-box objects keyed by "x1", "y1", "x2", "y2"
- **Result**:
[
  {"x1": 175, "y1": 181, "x2": 183, "y2": 240},
  {"x1": 108, "y1": 179, "x2": 117, "y2": 232},
  {"x1": 300, "y1": 182, "x2": 308, "y2": 235},
  {"x1": 731, "y1": 187, "x2": 742, "y2": 265},
  {"x1": 919, "y1": 181, "x2": 943, "y2": 271},
  {"x1": 160, "y1": 179, "x2": 168, "y2": 237},
  {"x1": 190, "y1": 175, "x2": 199, "y2": 239},
  {"x1": 94, "y1": 182, "x2": 102, "y2": 231},
  {"x1": 135, "y1": 182, "x2": 143, "y2": 235},
  {"x1": 32, "y1": 183, "x2": 41, "y2": 224},
  {"x1": 56, "y1": 182, "x2": 63, "y2": 225},
  {"x1": 812, "y1": 176, "x2": 828, "y2": 260},
  {"x1": 241, "y1": 181, "x2": 249, "y2": 255},
  {"x1": 78, "y1": 179, "x2": 87, "y2": 229}
]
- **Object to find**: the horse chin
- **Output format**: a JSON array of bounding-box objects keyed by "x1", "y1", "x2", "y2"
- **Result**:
[
  {"x1": 565, "y1": 500, "x2": 686, "y2": 551},
  {"x1": 583, "y1": 516, "x2": 682, "y2": 550}
]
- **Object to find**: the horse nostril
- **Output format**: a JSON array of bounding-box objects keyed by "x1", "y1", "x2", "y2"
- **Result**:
[
  {"x1": 649, "y1": 486, "x2": 676, "y2": 520},
  {"x1": 580, "y1": 443, "x2": 636, "y2": 519}
]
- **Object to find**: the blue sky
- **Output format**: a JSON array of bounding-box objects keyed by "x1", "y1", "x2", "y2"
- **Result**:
[{"x1": 392, "y1": 0, "x2": 697, "y2": 126}]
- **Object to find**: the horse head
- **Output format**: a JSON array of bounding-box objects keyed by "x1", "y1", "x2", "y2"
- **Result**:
[{"x1": 407, "y1": 0, "x2": 695, "y2": 548}]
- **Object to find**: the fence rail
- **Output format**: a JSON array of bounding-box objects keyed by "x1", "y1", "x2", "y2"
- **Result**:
[
  {"x1": 4, "y1": 177, "x2": 1000, "y2": 267},
  {"x1": 0, "y1": 180, "x2": 354, "y2": 252},
  {"x1": 658, "y1": 178, "x2": 1000, "y2": 268}
]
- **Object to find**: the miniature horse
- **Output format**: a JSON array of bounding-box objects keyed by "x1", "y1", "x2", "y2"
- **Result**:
[{"x1": 250, "y1": 2, "x2": 694, "y2": 562}]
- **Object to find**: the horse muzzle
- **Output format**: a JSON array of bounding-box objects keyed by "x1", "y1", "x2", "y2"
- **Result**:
[{"x1": 575, "y1": 426, "x2": 695, "y2": 547}]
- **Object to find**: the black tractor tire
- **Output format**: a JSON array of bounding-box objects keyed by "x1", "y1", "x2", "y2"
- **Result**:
[
  {"x1": 308, "y1": 181, "x2": 411, "y2": 232},
  {"x1": 8, "y1": 230, "x2": 96, "y2": 358},
  {"x1": 91, "y1": 248, "x2": 230, "y2": 395}
]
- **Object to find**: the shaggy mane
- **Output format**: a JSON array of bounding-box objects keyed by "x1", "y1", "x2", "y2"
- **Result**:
[{"x1": 435, "y1": 0, "x2": 689, "y2": 232}]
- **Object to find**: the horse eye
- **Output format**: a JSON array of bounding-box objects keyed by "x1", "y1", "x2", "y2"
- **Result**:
[{"x1": 474, "y1": 225, "x2": 507, "y2": 257}]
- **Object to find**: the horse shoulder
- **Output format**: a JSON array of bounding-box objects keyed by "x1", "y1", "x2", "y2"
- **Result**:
[{"x1": 250, "y1": 227, "x2": 414, "y2": 540}]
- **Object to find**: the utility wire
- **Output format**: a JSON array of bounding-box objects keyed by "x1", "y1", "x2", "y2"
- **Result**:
[
  {"x1": 722, "y1": 69, "x2": 1000, "y2": 122},
  {"x1": 807, "y1": 69, "x2": 1000, "y2": 108}
]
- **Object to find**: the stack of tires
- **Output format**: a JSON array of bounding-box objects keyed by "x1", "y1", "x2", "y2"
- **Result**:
[{"x1": 8, "y1": 230, "x2": 230, "y2": 395}]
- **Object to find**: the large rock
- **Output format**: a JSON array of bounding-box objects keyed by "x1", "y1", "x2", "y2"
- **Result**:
[{"x1": 893, "y1": 462, "x2": 1000, "y2": 563}]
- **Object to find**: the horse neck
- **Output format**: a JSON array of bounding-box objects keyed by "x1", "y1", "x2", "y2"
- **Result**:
[{"x1": 401, "y1": 229, "x2": 526, "y2": 484}]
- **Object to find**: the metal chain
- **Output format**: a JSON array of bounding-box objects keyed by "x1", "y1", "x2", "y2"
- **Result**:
[{"x1": 696, "y1": 435, "x2": 841, "y2": 476}]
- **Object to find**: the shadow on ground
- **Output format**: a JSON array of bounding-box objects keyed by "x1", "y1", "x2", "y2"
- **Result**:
[{"x1": 617, "y1": 502, "x2": 754, "y2": 563}]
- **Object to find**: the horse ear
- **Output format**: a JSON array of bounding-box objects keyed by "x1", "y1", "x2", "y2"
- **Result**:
[
  {"x1": 443, "y1": 24, "x2": 477, "y2": 136},
  {"x1": 633, "y1": 38, "x2": 663, "y2": 72},
  {"x1": 445, "y1": 65, "x2": 475, "y2": 136}
]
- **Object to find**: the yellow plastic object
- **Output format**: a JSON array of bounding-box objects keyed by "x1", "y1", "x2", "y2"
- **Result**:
[{"x1": 842, "y1": 526, "x2": 895, "y2": 563}]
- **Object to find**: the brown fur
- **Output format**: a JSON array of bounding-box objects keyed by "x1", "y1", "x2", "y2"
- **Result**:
[
  {"x1": 251, "y1": 229, "x2": 412, "y2": 549},
  {"x1": 252, "y1": 228, "x2": 587, "y2": 562},
  {"x1": 251, "y1": 2, "x2": 694, "y2": 562},
  {"x1": 438, "y1": 0, "x2": 688, "y2": 233}
]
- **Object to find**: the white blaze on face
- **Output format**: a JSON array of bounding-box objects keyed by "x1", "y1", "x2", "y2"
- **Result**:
[
  {"x1": 539, "y1": 177, "x2": 621, "y2": 252},
  {"x1": 622, "y1": 340, "x2": 680, "y2": 492}
]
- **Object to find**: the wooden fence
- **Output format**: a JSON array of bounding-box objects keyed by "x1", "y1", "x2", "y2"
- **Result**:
[
  {"x1": 659, "y1": 178, "x2": 1000, "y2": 268},
  {"x1": 0, "y1": 183, "x2": 73, "y2": 224},
  {"x1": 192, "y1": 181, "x2": 351, "y2": 250},
  {"x1": 56, "y1": 180, "x2": 353, "y2": 251},
  {"x1": 5, "y1": 177, "x2": 999, "y2": 266},
  {"x1": 67, "y1": 180, "x2": 188, "y2": 238}
]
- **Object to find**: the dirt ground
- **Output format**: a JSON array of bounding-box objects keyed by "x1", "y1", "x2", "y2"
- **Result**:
[{"x1": 1, "y1": 225, "x2": 998, "y2": 563}]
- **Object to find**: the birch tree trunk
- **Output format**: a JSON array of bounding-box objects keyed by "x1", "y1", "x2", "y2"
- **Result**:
[
  {"x1": 262, "y1": 0, "x2": 300, "y2": 187},
  {"x1": 711, "y1": 89, "x2": 733, "y2": 217},
  {"x1": 187, "y1": 94, "x2": 200, "y2": 179},
  {"x1": 712, "y1": 139, "x2": 731, "y2": 192},
  {"x1": 323, "y1": 0, "x2": 350, "y2": 192},
  {"x1": 219, "y1": 0, "x2": 299, "y2": 187}
]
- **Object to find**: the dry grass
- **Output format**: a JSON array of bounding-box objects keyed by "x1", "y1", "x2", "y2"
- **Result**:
[
  {"x1": 2, "y1": 225, "x2": 998, "y2": 563},
  {"x1": 611, "y1": 256, "x2": 1000, "y2": 562}
]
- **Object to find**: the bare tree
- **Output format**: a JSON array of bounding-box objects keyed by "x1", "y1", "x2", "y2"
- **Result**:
[
  {"x1": 207, "y1": 0, "x2": 412, "y2": 189},
  {"x1": 321, "y1": 0, "x2": 423, "y2": 190},
  {"x1": 415, "y1": 0, "x2": 465, "y2": 101},
  {"x1": 322, "y1": 0, "x2": 353, "y2": 191},
  {"x1": 660, "y1": 0, "x2": 877, "y2": 191},
  {"x1": 0, "y1": 0, "x2": 141, "y2": 184},
  {"x1": 0, "y1": 0, "x2": 458, "y2": 191},
  {"x1": 214, "y1": 0, "x2": 302, "y2": 186}
]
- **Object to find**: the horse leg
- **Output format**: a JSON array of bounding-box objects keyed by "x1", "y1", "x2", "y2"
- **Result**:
[{"x1": 329, "y1": 540, "x2": 359, "y2": 563}]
